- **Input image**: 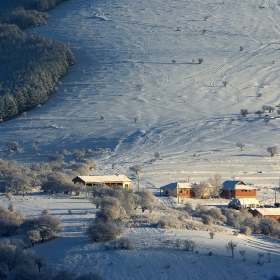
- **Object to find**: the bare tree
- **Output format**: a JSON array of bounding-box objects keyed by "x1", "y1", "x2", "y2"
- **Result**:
[
  {"x1": 267, "y1": 146, "x2": 278, "y2": 157},
  {"x1": 208, "y1": 173, "x2": 222, "y2": 197},
  {"x1": 240, "y1": 109, "x2": 249, "y2": 117},
  {"x1": 225, "y1": 240, "x2": 237, "y2": 258},
  {"x1": 239, "y1": 250, "x2": 246, "y2": 261},
  {"x1": 236, "y1": 142, "x2": 245, "y2": 151},
  {"x1": 255, "y1": 110, "x2": 264, "y2": 117},
  {"x1": 129, "y1": 164, "x2": 143, "y2": 191},
  {"x1": 192, "y1": 182, "x2": 210, "y2": 199},
  {"x1": 154, "y1": 152, "x2": 161, "y2": 160}
]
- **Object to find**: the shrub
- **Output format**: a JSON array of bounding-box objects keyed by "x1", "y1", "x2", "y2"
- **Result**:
[
  {"x1": 240, "y1": 226, "x2": 251, "y2": 236},
  {"x1": 86, "y1": 220, "x2": 123, "y2": 242},
  {"x1": 240, "y1": 109, "x2": 249, "y2": 117},
  {"x1": 209, "y1": 207, "x2": 226, "y2": 222},
  {"x1": 42, "y1": 210, "x2": 49, "y2": 216},
  {"x1": 154, "y1": 152, "x2": 161, "y2": 160},
  {"x1": 73, "y1": 149, "x2": 85, "y2": 161},
  {"x1": 184, "y1": 239, "x2": 196, "y2": 252},
  {"x1": 184, "y1": 202, "x2": 194, "y2": 212},
  {"x1": 48, "y1": 153, "x2": 64, "y2": 162},
  {"x1": 117, "y1": 238, "x2": 133, "y2": 250},
  {"x1": 209, "y1": 232, "x2": 215, "y2": 239},
  {"x1": 6, "y1": 192, "x2": 13, "y2": 201},
  {"x1": 194, "y1": 204, "x2": 208, "y2": 215},
  {"x1": 198, "y1": 58, "x2": 204, "y2": 64},
  {"x1": 22, "y1": 214, "x2": 62, "y2": 242},
  {"x1": 267, "y1": 146, "x2": 278, "y2": 157},
  {"x1": 201, "y1": 214, "x2": 212, "y2": 225},
  {"x1": 255, "y1": 110, "x2": 264, "y2": 117},
  {"x1": 259, "y1": 218, "x2": 280, "y2": 236},
  {"x1": 7, "y1": 141, "x2": 19, "y2": 152},
  {"x1": 8, "y1": 202, "x2": 15, "y2": 212},
  {"x1": 157, "y1": 216, "x2": 182, "y2": 229}
]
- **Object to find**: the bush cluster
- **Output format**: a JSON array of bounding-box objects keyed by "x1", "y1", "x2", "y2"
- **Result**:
[
  {"x1": 87, "y1": 186, "x2": 156, "y2": 242},
  {"x1": 21, "y1": 211, "x2": 63, "y2": 244}
]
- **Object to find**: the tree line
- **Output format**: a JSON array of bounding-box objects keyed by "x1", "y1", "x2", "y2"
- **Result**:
[
  {"x1": 0, "y1": 0, "x2": 69, "y2": 30},
  {"x1": 0, "y1": 0, "x2": 75, "y2": 121}
]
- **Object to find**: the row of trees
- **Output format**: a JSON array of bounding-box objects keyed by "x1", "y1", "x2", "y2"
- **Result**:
[{"x1": 0, "y1": 157, "x2": 98, "y2": 196}]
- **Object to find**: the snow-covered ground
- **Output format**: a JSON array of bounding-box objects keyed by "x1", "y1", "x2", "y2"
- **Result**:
[
  {"x1": 1, "y1": 193, "x2": 280, "y2": 280},
  {"x1": 2, "y1": 0, "x2": 280, "y2": 278},
  {"x1": 1, "y1": 0, "x2": 280, "y2": 190}
]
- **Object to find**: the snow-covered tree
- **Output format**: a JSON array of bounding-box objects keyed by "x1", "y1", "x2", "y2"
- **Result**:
[{"x1": 129, "y1": 164, "x2": 144, "y2": 191}]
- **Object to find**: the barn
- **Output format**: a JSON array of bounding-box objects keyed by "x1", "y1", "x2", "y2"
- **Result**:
[
  {"x1": 72, "y1": 175, "x2": 132, "y2": 189},
  {"x1": 220, "y1": 180, "x2": 257, "y2": 199},
  {"x1": 250, "y1": 208, "x2": 280, "y2": 222}
]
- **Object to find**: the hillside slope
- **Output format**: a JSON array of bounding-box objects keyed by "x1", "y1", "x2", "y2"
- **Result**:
[{"x1": 1, "y1": 0, "x2": 280, "y2": 189}]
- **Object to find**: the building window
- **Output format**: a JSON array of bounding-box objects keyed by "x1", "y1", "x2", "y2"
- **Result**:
[
  {"x1": 165, "y1": 191, "x2": 169, "y2": 195},
  {"x1": 186, "y1": 190, "x2": 188, "y2": 194},
  {"x1": 125, "y1": 184, "x2": 129, "y2": 188},
  {"x1": 179, "y1": 190, "x2": 183, "y2": 194}
]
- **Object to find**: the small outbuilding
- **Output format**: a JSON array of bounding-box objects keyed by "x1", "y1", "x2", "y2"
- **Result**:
[
  {"x1": 72, "y1": 175, "x2": 132, "y2": 189},
  {"x1": 250, "y1": 208, "x2": 280, "y2": 222},
  {"x1": 220, "y1": 180, "x2": 257, "y2": 199},
  {"x1": 160, "y1": 182, "x2": 194, "y2": 198}
]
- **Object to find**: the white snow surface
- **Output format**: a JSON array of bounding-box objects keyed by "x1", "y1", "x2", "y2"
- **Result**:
[{"x1": 2, "y1": 0, "x2": 280, "y2": 278}]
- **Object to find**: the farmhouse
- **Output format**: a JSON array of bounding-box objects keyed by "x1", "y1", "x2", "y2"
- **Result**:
[
  {"x1": 220, "y1": 180, "x2": 257, "y2": 199},
  {"x1": 160, "y1": 182, "x2": 194, "y2": 198},
  {"x1": 250, "y1": 208, "x2": 280, "y2": 222},
  {"x1": 72, "y1": 175, "x2": 132, "y2": 189}
]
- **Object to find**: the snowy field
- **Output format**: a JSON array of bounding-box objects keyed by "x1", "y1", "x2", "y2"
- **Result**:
[
  {"x1": 1, "y1": 193, "x2": 280, "y2": 280},
  {"x1": 1, "y1": 0, "x2": 280, "y2": 190},
  {"x1": 1, "y1": 0, "x2": 280, "y2": 278}
]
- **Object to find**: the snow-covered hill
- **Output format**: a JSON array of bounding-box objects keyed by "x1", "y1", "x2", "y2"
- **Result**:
[{"x1": 1, "y1": 0, "x2": 280, "y2": 189}]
